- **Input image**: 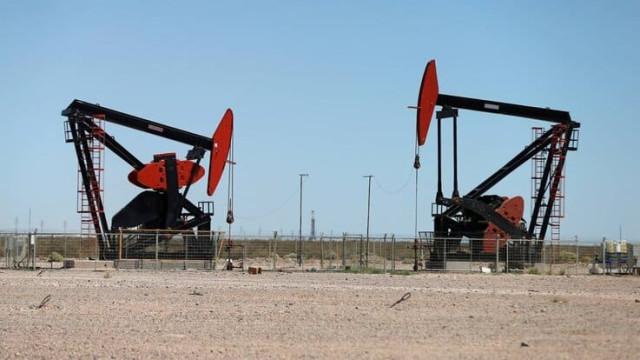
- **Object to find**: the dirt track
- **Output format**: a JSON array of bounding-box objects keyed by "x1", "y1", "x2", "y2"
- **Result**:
[{"x1": 1, "y1": 269, "x2": 639, "y2": 359}]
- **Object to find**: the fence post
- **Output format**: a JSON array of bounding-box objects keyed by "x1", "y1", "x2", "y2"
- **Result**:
[
  {"x1": 320, "y1": 234, "x2": 324, "y2": 270},
  {"x1": 528, "y1": 239, "x2": 531, "y2": 265},
  {"x1": 329, "y1": 237, "x2": 333, "y2": 271},
  {"x1": 209, "y1": 231, "x2": 214, "y2": 270},
  {"x1": 94, "y1": 235, "x2": 99, "y2": 264},
  {"x1": 575, "y1": 236, "x2": 579, "y2": 272},
  {"x1": 330, "y1": 237, "x2": 334, "y2": 270},
  {"x1": 31, "y1": 232, "x2": 36, "y2": 270},
  {"x1": 242, "y1": 244, "x2": 246, "y2": 272},
  {"x1": 391, "y1": 234, "x2": 396, "y2": 271},
  {"x1": 370, "y1": 239, "x2": 373, "y2": 269},
  {"x1": 383, "y1": 233, "x2": 387, "y2": 273},
  {"x1": 342, "y1": 233, "x2": 347, "y2": 269},
  {"x1": 185, "y1": 234, "x2": 189, "y2": 262},
  {"x1": 602, "y1": 239, "x2": 609, "y2": 274},
  {"x1": 506, "y1": 240, "x2": 509, "y2": 273},
  {"x1": 443, "y1": 237, "x2": 447, "y2": 271},
  {"x1": 118, "y1": 229, "x2": 123, "y2": 261},
  {"x1": 358, "y1": 235, "x2": 364, "y2": 267},
  {"x1": 495, "y1": 237, "x2": 499, "y2": 273},
  {"x1": 272, "y1": 231, "x2": 278, "y2": 271},
  {"x1": 155, "y1": 230, "x2": 159, "y2": 270},
  {"x1": 11, "y1": 235, "x2": 17, "y2": 268}
]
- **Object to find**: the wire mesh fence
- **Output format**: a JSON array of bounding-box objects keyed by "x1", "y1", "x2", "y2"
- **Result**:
[{"x1": 0, "y1": 231, "x2": 637, "y2": 275}]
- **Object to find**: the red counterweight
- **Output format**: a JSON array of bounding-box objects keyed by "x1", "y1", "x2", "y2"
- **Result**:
[{"x1": 128, "y1": 153, "x2": 205, "y2": 191}]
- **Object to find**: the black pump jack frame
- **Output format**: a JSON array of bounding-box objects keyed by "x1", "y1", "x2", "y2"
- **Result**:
[
  {"x1": 63, "y1": 100, "x2": 217, "y2": 259},
  {"x1": 429, "y1": 93, "x2": 580, "y2": 261}
]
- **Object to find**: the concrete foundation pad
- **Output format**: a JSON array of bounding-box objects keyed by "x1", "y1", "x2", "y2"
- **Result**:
[{"x1": 64, "y1": 259, "x2": 115, "y2": 270}]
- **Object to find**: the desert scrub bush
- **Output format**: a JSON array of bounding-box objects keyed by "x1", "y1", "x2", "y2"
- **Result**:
[
  {"x1": 389, "y1": 270, "x2": 414, "y2": 276},
  {"x1": 526, "y1": 267, "x2": 540, "y2": 275},
  {"x1": 358, "y1": 267, "x2": 385, "y2": 274},
  {"x1": 49, "y1": 252, "x2": 64, "y2": 262},
  {"x1": 559, "y1": 251, "x2": 577, "y2": 263},
  {"x1": 580, "y1": 256, "x2": 592, "y2": 264}
]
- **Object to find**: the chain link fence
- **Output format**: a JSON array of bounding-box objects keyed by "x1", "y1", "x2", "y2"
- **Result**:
[{"x1": 1, "y1": 231, "x2": 637, "y2": 275}]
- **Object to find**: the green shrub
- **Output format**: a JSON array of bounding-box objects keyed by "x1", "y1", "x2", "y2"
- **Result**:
[
  {"x1": 49, "y1": 252, "x2": 64, "y2": 262},
  {"x1": 526, "y1": 267, "x2": 540, "y2": 275},
  {"x1": 580, "y1": 256, "x2": 592, "y2": 264},
  {"x1": 342, "y1": 267, "x2": 384, "y2": 274},
  {"x1": 389, "y1": 270, "x2": 413, "y2": 276},
  {"x1": 559, "y1": 251, "x2": 577, "y2": 263}
]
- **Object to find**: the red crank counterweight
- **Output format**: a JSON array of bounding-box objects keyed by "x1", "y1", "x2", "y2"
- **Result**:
[{"x1": 128, "y1": 154, "x2": 205, "y2": 191}]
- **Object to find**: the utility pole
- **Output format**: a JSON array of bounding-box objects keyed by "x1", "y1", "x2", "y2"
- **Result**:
[
  {"x1": 363, "y1": 175, "x2": 373, "y2": 267},
  {"x1": 298, "y1": 173, "x2": 309, "y2": 266},
  {"x1": 310, "y1": 210, "x2": 316, "y2": 241}
]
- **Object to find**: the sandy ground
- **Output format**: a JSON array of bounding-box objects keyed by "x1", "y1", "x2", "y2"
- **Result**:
[{"x1": 1, "y1": 268, "x2": 639, "y2": 359}]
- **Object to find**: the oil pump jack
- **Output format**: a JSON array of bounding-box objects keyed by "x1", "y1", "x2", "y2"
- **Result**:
[
  {"x1": 414, "y1": 60, "x2": 580, "y2": 268},
  {"x1": 62, "y1": 100, "x2": 233, "y2": 260}
]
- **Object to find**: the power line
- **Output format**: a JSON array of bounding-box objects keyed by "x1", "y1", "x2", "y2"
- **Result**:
[{"x1": 373, "y1": 169, "x2": 413, "y2": 195}]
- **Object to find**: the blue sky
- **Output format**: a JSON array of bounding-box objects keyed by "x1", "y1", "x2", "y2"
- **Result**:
[{"x1": 1, "y1": 1, "x2": 638, "y2": 243}]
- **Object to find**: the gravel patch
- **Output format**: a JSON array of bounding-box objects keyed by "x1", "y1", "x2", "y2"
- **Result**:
[{"x1": 1, "y1": 269, "x2": 639, "y2": 359}]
